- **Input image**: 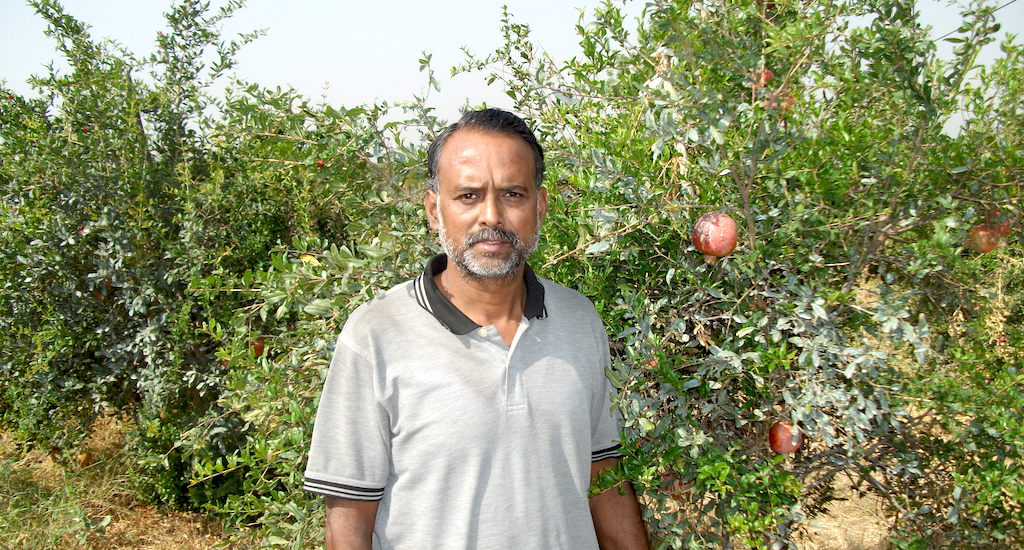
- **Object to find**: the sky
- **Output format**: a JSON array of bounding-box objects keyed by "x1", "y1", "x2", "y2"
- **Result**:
[
  {"x1": 1, "y1": 0, "x2": 1022, "y2": 123},
  {"x1": 0, "y1": 0, "x2": 646, "y2": 121}
]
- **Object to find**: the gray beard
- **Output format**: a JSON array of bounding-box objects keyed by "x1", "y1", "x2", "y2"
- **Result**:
[{"x1": 437, "y1": 204, "x2": 541, "y2": 281}]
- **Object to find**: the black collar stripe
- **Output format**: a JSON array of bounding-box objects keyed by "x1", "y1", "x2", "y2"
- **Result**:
[
  {"x1": 413, "y1": 274, "x2": 431, "y2": 314},
  {"x1": 418, "y1": 254, "x2": 546, "y2": 335},
  {"x1": 522, "y1": 264, "x2": 547, "y2": 321}
]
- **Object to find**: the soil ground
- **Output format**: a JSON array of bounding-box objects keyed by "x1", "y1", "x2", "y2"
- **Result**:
[{"x1": 795, "y1": 476, "x2": 891, "y2": 550}]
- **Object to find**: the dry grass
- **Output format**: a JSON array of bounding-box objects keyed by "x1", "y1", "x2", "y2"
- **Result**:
[
  {"x1": 0, "y1": 416, "x2": 227, "y2": 549},
  {"x1": 796, "y1": 475, "x2": 892, "y2": 550}
]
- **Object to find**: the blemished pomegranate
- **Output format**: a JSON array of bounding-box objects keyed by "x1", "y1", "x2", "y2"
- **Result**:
[
  {"x1": 966, "y1": 224, "x2": 1000, "y2": 254},
  {"x1": 692, "y1": 211, "x2": 738, "y2": 264},
  {"x1": 985, "y1": 207, "x2": 1012, "y2": 237},
  {"x1": 768, "y1": 421, "x2": 802, "y2": 455}
]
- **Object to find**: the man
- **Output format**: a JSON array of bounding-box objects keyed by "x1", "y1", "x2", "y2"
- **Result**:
[{"x1": 304, "y1": 108, "x2": 648, "y2": 549}]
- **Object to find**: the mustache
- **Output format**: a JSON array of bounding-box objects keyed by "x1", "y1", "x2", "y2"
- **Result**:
[{"x1": 465, "y1": 227, "x2": 521, "y2": 247}]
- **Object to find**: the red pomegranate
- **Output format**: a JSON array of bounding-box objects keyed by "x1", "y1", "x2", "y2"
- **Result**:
[
  {"x1": 660, "y1": 473, "x2": 693, "y2": 502},
  {"x1": 985, "y1": 207, "x2": 1012, "y2": 237},
  {"x1": 692, "y1": 211, "x2": 738, "y2": 264},
  {"x1": 252, "y1": 338, "x2": 266, "y2": 358},
  {"x1": 768, "y1": 421, "x2": 802, "y2": 455},
  {"x1": 966, "y1": 224, "x2": 1000, "y2": 254}
]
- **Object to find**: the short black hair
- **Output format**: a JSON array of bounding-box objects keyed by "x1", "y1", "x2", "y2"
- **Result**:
[{"x1": 426, "y1": 108, "x2": 545, "y2": 191}]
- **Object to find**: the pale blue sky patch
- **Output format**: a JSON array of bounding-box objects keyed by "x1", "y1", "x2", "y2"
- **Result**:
[{"x1": 1, "y1": 0, "x2": 1021, "y2": 123}]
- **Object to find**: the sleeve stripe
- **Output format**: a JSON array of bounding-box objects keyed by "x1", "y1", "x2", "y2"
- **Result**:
[
  {"x1": 303, "y1": 477, "x2": 385, "y2": 500},
  {"x1": 591, "y1": 444, "x2": 622, "y2": 462}
]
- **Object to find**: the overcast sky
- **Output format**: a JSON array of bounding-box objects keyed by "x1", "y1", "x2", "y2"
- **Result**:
[{"x1": 2, "y1": 0, "x2": 1021, "y2": 123}]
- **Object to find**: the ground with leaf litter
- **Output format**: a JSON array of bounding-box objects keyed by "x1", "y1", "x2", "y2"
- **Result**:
[
  {"x1": 0, "y1": 417, "x2": 222, "y2": 549},
  {"x1": 2, "y1": 416, "x2": 890, "y2": 549}
]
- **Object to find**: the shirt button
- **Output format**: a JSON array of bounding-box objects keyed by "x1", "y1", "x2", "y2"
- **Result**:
[{"x1": 478, "y1": 327, "x2": 490, "y2": 337}]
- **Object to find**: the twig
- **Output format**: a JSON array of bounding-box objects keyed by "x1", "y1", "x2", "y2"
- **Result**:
[{"x1": 542, "y1": 218, "x2": 645, "y2": 268}]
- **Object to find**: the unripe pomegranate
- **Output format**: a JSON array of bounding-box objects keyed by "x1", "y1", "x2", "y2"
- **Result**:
[
  {"x1": 966, "y1": 224, "x2": 1000, "y2": 254},
  {"x1": 768, "y1": 421, "x2": 802, "y2": 455},
  {"x1": 692, "y1": 211, "x2": 738, "y2": 264}
]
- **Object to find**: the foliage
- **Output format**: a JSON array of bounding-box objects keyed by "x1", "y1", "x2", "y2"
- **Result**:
[
  {"x1": 458, "y1": 0, "x2": 1022, "y2": 547},
  {"x1": 1, "y1": 0, "x2": 1022, "y2": 548}
]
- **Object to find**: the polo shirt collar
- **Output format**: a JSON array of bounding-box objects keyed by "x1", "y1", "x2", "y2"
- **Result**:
[{"x1": 414, "y1": 254, "x2": 546, "y2": 335}]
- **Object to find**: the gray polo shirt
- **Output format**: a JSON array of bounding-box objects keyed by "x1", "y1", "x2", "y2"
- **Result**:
[{"x1": 304, "y1": 254, "x2": 622, "y2": 549}]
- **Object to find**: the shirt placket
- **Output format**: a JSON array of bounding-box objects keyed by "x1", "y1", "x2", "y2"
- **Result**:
[{"x1": 476, "y1": 318, "x2": 531, "y2": 412}]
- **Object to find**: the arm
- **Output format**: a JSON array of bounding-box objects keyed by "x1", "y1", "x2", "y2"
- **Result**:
[
  {"x1": 325, "y1": 496, "x2": 378, "y2": 550},
  {"x1": 589, "y1": 458, "x2": 649, "y2": 550}
]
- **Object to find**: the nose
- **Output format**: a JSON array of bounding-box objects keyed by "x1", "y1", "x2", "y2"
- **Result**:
[{"x1": 479, "y1": 193, "x2": 503, "y2": 227}]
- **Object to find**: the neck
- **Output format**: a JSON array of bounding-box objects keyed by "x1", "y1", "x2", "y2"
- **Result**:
[{"x1": 436, "y1": 263, "x2": 527, "y2": 328}]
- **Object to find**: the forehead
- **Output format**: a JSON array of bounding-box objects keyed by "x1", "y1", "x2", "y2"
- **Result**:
[{"x1": 436, "y1": 129, "x2": 536, "y2": 182}]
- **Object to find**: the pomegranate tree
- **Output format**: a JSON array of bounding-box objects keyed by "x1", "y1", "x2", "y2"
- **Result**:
[{"x1": 691, "y1": 211, "x2": 738, "y2": 264}]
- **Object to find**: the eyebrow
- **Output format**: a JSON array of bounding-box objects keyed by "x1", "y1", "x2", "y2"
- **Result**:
[{"x1": 451, "y1": 183, "x2": 531, "y2": 193}]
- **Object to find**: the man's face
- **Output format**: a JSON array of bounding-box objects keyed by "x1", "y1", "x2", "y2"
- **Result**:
[{"x1": 425, "y1": 128, "x2": 547, "y2": 280}]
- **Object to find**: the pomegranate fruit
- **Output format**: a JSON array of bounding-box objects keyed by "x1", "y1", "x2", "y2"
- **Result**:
[
  {"x1": 966, "y1": 224, "x2": 1000, "y2": 254},
  {"x1": 750, "y1": 68, "x2": 773, "y2": 89},
  {"x1": 985, "y1": 207, "x2": 1002, "y2": 223},
  {"x1": 692, "y1": 211, "x2": 738, "y2": 264},
  {"x1": 985, "y1": 207, "x2": 1012, "y2": 237},
  {"x1": 660, "y1": 473, "x2": 693, "y2": 502},
  {"x1": 768, "y1": 421, "x2": 802, "y2": 455},
  {"x1": 252, "y1": 338, "x2": 266, "y2": 358}
]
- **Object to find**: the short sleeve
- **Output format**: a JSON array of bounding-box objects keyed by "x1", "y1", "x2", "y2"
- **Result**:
[
  {"x1": 590, "y1": 323, "x2": 623, "y2": 462},
  {"x1": 303, "y1": 334, "x2": 391, "y2": 500}
]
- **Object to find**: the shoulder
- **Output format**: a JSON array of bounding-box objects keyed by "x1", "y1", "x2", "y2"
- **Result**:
[
  {"x1": 340, "y1": 279, "x2": 420, "y2": 341},
  {"x1": 537, "y1": 275, "x2": 601, "y2": 322},
  {"x1": 537, "y1": 276, "x2": 596, "y2": 309},
  {"x1": 533, "y1": 276, "x2": 610, "y2": 366}
]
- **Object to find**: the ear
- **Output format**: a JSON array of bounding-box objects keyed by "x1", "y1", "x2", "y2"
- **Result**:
[
  {"x1": 424, "y1": 189, "x2": 440, "y2": 231},
  {"x1": 537, "y1": 186, "x2": 548, "y2": 225}
]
